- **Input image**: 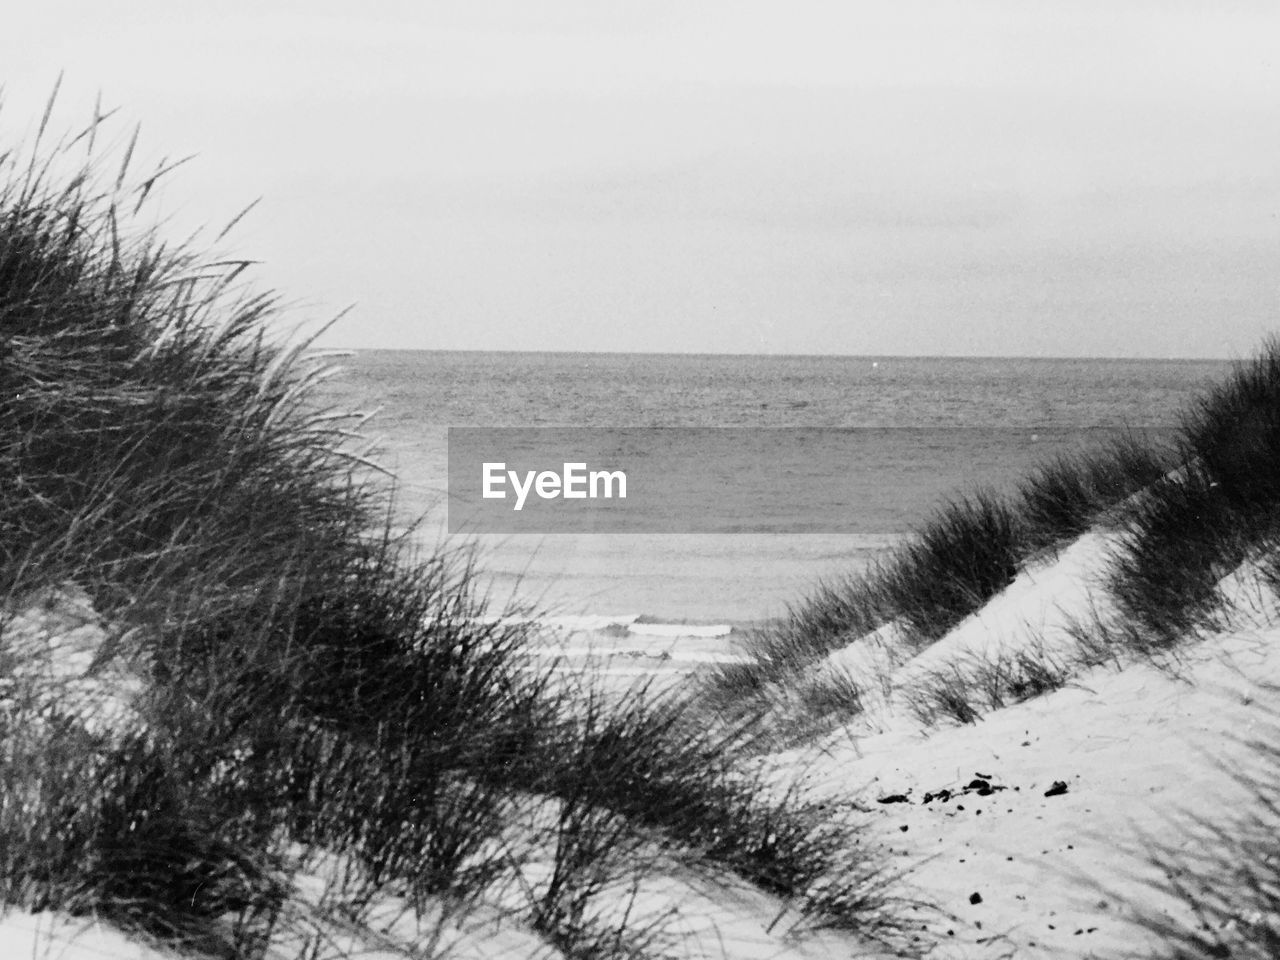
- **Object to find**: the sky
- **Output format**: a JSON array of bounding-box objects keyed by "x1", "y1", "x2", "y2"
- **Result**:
[{"x1": 4, "y1": 1, "x2": 1279, "y2": 357}]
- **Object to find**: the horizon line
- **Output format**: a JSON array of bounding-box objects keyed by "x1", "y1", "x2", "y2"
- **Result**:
[{"x1": 323, "y1": 345, "x2": 1234, "y2": 363}]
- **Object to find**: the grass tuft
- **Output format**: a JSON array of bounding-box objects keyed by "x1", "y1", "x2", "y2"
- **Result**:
[
  {"x1": 878, "y1": 491, "x2": 1023, "y2": 647},
  {"x1": 1016, "y1": 432, "x2": 1174, "y2": 553},
  {"x1": 707, "y1": 426, "x2": 1188, "y2": 731},
  {"x1": 1107, "y1": 338, "x2": 1280, "y2": 646},
  {"x1": 1115, "y1": 700, "x2": 1280, "y2": 959},
  {"x1": 0, "y1": 95, "x2": 892, "y2": 956}
]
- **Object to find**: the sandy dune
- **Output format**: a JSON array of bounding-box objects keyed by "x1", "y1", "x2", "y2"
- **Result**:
[{"x1": 7, "y1": 527, "x2": 1279, "y2": 959}]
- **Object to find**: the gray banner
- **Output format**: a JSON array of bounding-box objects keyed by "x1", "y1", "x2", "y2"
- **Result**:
[{"x1": 446, "y1": 426, "x2": 1168, "y2": 534}]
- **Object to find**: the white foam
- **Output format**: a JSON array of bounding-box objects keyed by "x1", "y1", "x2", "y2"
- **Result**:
[
  {"x1": 546, "y1": 614, "x2": 642, "y2": 632},
  {"x1": 472, "y1": 614, "x2": 642, "y2": 632},
  {"x1": 627, "y1": 622, "x2": 732, "y2": 638},
  {"x1": 523, "y1": 646, "x2": 751, "y2": 664}
]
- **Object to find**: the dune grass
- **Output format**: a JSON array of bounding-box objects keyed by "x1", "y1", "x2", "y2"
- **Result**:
[
  {"x1": 838, "y1": 388, "x2": 1280, "y2": 731},
  {"x1": 900, "y1": 640, "x2": 1084, "y2": 727},
  {"x1": 705, "y1": 491, "x2": 1018, "y2": 707},
  {"x1": 0, "y1": 99, "x2": 895, "y2": 957},
  {"x1": 706, "y1": 434, "x2": 1174, "y2": 724},
  {"x1": 1015, "y1": 432, "x2": 1174, "y2": 553},
  {"x1": 1113, "y1": 703, "x2": 1280, "y2": 959},
  {"x1": 715, "y1": 338, "x2": 1280, "y2": 734},
  {"x1": 879, "y1": 491, "x2": 1023, "y2": 646},
  {"x1": 1106, "y1": 338, "x2": 1280, "y2": 647}
]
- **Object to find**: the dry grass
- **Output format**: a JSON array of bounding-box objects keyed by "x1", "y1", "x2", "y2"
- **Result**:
[{"x1": 0, "y1": 93, "x2": 894, "y2": 958}]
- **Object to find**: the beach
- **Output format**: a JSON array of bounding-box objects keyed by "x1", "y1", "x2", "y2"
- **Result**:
[{"x1": 5, "y1": 10, "x2": 1280, "y2": 955}]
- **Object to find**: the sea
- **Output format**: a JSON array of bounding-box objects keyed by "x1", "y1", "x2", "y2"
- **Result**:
[{"x1": 316, "y1": 351, "x2": 1228, "y2": 666}]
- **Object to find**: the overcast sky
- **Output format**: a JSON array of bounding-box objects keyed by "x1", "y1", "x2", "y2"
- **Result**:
[{"x1": 5, "y1": 2, "x2": 1279, "y2": 357}]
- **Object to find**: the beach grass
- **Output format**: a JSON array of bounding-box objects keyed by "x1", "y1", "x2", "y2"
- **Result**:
[
  {"x1": 1118, "y1": 705, "x2": 1280, "y2": 959},
  {"x1": 1107, "y1": 338, "x2": 1280, "y2": 646},
  {"x1": 0, "y1": 96, "x2": 900, "y2": 957},
  {"x1": 878, "y1": 490, "x2": 1023, "y2": 646},
  {"x1": 705, "y1": 490, "x2": 1021, "y2": 708},
  {"x1": 900, "y1": 641, "x2": 1075, "y2": 727},
  {"x1": 705, "y1": 447, "x2": 1161, "y2": 721},
  {"x1": 15, "y1": 90, "x2": 1280, "y2": 959},
  {"x1": 1015, "y1": 431, "x2": 1174, "y2": 553},
  {"x1": 704, "y1": 391, "x2": 1197, "y2": 731}
]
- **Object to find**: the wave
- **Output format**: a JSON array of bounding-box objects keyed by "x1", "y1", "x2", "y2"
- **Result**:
[
  {"x1": 475, "y1": 613, "x2": 739, "y2": 639},
  {"x1": 523, "y1": 647, "x2": 750, "y2": 664}
]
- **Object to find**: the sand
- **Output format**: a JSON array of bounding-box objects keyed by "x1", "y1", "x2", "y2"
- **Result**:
[{"x1": 7, "y1": 526, "x2": 1280, "y2": 959}]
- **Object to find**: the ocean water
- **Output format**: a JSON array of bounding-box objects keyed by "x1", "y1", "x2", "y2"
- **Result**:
[{"x1": 317, "y1": 351, "x2": 1229, "y2": 627}]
